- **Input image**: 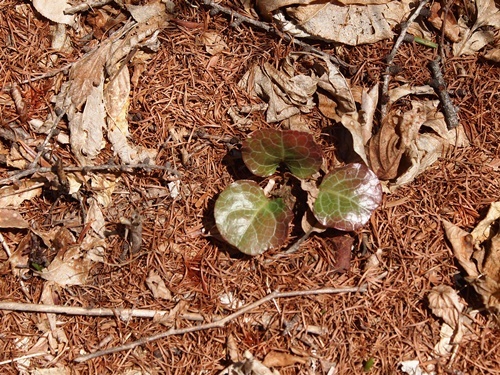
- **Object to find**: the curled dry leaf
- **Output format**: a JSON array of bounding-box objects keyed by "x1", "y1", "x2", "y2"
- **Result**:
[
  {"x1": 0, "y1": 180, "x2": 43, "y2": 208},
  {"x1": 428, "y1": 285, "x2": 464, "y2": 329},
  {"x1": 219, "y1": 350, "x2": 280, "y2": 375},
  {"x1": 443, "y1": 202, "x2": 500, "y2": 323},
  {"x1": 453, "y1": 0, "x2": 500, "y2": 56}
]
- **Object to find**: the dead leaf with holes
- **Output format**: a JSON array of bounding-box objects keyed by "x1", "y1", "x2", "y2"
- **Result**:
[{"x1": 443, "y1": 202, "x2": 500, "y2": 324}]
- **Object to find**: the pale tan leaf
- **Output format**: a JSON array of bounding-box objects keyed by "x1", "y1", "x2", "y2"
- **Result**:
[
  {"x1": 428, "y1": 285, "x2": 464, "y2": 328},
  {"x1": 69, "y1": 78, "x2": 106, "y2": 162},
  {"x1": 0, "y1": 180, "x2": 42, "y2": 208},
  {"x1": 0, "y1": 209, "x2": 29, "y2": 229},
  {"x1": 471, "y1": 202, "x2": 500, "y2": 243},
  {"x1": 146, "y1": 270, "x2": 172, "y2": 300},
  {"x1": 40, "y1": 245, "x2": 91, "y2": 286},
  {"x1": 200, "y1": 31, "x2": 228, "y2": 55},
  {"x1": 31, "y1": 0, "x2": 75, "y2": 25},
  {"x1": 126, "y1": 2, "x2": 166, "y2": 23},
  {"x1": 442, "y1": 220, "x2": 479, "y2": 278}
]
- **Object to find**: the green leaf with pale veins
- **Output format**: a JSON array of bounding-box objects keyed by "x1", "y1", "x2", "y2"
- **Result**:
[
  {"x1": 214, "y1": 180, "x2": 293, "y2": 255},
  {"x1": 313, "y1": 163, "x2": 382, "y2": 231},
  {"x1": 242, "y1": 129, "x2": 323, "y2": 179}
]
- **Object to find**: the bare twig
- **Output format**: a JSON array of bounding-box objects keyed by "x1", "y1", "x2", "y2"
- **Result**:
[
  {"x1": 0, "y1": 233, "x2": 12, "y2": 258},
  {"x1": 429, "y1": 56, "x2": 459, "y2": 130},
  {"x1": 0, "y1": 163, "x2": 181, "y2": 186},
  {"x1": 74, "y1": 285, "x2": 367, "y2": 362},
  {"x1": 380, "y1": 0, "x2": 429, "y2": 119},
  {"x1": 64, "y1": 0, "x2": 114, "y2": 15},
  {"x1": 0, "y1": 352, "x2": 47, "y2": 366},
  {"x1": 28, "y1": 111, "x2": 66, "y2": 169},
  {"x1": 201, "y1": 0, "x2": 354, "y2": 69},
  {"x1": 0, "y1": 301, "x2": 170, "y2": 319}
]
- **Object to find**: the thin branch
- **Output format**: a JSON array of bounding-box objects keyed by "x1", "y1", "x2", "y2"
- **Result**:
[
  {"x1": 429, "y1": 56, "x2": 459, "y2": 130},
  {"x1": 64, "y1": 0, "x2": 114, "y2": 15},
  {"x1": 0, "y1": 163, "x2": 181, "y2": 186},
  {"x1": 28, "y1": 111, "x2": 66, "y2": 169},
  {"x1": 380, "y1": 0, "x2": 429, "y2": 120},
  {"x1": 0, "y1": 233, "x2": 12, "y2": 258},
  {"x1": 201, "y1": 0, "x2": 354, "y2": 69},
  {"x1": 74, "y1": 285, "x2": 367, "y2": 362},
  {"x1": 0, "y1": 302, "x2": 169, "y2": 319}
]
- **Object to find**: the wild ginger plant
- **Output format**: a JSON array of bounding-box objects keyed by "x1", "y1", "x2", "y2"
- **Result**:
[{"x1": 214, "y1": 129, "x2": 382, "y2": 256}]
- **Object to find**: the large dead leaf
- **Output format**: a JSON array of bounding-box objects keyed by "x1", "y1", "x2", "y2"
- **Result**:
[
  {"x1": 453, "y1": 0, "x2": 500, "y2": 56},
  {"x1": 257, "y1": 0, "x2": 414, "y2": 46},
  {"x1": 443, "y1": 202, "x2": 500, "y2": 323},
  {"x1": 53, "y1": 9, "x2": 169, "y2": 165}
]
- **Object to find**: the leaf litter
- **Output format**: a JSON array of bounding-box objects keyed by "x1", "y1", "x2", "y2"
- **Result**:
[{"x1": 0, "y1": 0, "x2": 499, "y2": 373}]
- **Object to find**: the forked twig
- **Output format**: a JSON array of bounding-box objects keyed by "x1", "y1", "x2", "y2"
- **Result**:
[
  {"x1": 74, "y1": 285, "x2": 367, "y2": 362},
  {"x1": 380, "y1": 0, "x2": 429, "y2": 119},
  {"x1": 201, "y1": 0, "x2": 354, "y2": 69}
]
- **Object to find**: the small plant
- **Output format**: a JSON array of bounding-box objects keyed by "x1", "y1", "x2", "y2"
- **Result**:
[{"x1": 214, "y1": 129, "x2": 382, "y2": 256}]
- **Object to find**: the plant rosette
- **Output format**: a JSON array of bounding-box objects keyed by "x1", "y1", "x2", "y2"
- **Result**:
[{"x1": 214, "y1": 129, "x2": 382, "y2": 256}]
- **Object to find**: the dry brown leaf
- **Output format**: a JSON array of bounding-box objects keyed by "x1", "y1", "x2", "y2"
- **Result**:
[
  {"x1": 332, "y1": 235, "x2": 354, "y2": 273},
  {"x1": 262, "y1": 351, "x2": 307, "y2": 367},
  {"x1": 428, "y1": 2, "x2": 461, "y2": 42},
  {"x1": 40, "y1": 245, "x2": 91, "y2": 286},
  {"x1": 367, "y1": 115, "x2": 405, "y2": 180},
  {"x1": 444, "y1": 203, "x2": 500, "y2": 322},
  {"x1": 428, "y1": 285, "x2": 464, "y2": 330},
  {"x1": 256, "y1": 0, "x2": 319, "y2": 20},
  {"x1": 0, "y1": 209, "x2": 29, "y2": 229},
  {"x1": 265, "y1": 0, "x2": 414, "y2": 46},
  {"x1": 219, "y1": 350, "x2": 280, "y2": 375}
]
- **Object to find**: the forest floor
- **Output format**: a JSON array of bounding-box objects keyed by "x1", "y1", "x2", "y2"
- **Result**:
[{"x1": 0, "y1": 0, "x2": 499, "y2": 374}]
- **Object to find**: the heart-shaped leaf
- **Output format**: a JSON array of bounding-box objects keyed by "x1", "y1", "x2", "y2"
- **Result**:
[
  {"x1": 242, "y1": 129, "x2": 323, "y2": 179},
  {"x1": 313, "y1": 163, "x2": 382, "y2": 231},
  {"x1": 214, "y1": 180, "x2": 293, "y2": 255}
]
